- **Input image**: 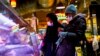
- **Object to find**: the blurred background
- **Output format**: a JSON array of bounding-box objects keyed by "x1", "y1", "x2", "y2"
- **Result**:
[{"x1": 0, "y1": 0, "x2": 100, "y2": 56}]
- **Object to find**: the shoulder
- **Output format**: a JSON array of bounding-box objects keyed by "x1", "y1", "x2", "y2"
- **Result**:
[{"x1": 75, "y1": 14, "x2": 86, "y2": 23}]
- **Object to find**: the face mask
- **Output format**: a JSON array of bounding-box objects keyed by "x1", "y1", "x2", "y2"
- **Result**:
[
  {"x1": 67, "y1": 16, "x2": 73, "y2": 22},
  {"x1": 47, "y1": 21, "x2": 53, "y2": 26}
]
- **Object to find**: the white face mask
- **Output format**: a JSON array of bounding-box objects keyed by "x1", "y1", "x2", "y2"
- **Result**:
[
  {"x1": 47, "y1": 21, "x2": 53, "y2": 26},
  {"x1": 67, "y1": 16, "x2": 73, "y2": 22}
]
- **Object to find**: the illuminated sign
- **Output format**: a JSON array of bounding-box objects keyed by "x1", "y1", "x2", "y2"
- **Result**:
[{"x1": 56, "y1": 13, "x2": 66, "y2": 20}]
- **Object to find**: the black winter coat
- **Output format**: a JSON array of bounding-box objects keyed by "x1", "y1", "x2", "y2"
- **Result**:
[
  {"x1": 42, "y1": 22, "x2": 62, "y2": 56},
  {"x1": 56, "y1": 14, "x2": 87, "y2": 56}
]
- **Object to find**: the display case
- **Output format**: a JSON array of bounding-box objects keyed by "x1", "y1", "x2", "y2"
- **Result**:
[
  {"x1": 0, "y1": 0, "x2": 26, "y2": 27},
  {"x1": 0, "y1": 1, "x2": 36, "y2": 56}
]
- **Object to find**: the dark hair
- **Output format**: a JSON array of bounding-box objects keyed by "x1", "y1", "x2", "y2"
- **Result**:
[
  {"x1": 46, "y1": 13, "x2": 63, "y2": 28},
  {"x1": 46, "y1": 13, "x2": 58, "y2": 23}
]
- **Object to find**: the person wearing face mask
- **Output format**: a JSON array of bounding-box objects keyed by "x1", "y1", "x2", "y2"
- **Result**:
[
  {"x1": 56, "y1": 4, "x2": 87, "y2": 56},
  {"x1": 42, "y1": 13, "x2": 62, "y2": 56}
]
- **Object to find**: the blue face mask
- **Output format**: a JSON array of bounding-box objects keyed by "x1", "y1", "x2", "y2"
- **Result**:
[{"x1": 47, "y1": 21, "x2": 53, "y2": 26}]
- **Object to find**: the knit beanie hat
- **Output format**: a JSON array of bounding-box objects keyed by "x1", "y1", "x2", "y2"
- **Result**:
[{"x1": 65, "y1": 4, "x2": 77, "y2": 14}]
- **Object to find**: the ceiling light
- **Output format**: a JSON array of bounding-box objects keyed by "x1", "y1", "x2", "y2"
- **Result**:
[
  {"x1": 75, "y1": 1, "x2": 78, "y2": 3},
  {"x1": 56, "y1": 6, "x2": 65, "y2": 9},
  {"x1": 11, "y1": 0, "x2": 16, "y2": 8}
]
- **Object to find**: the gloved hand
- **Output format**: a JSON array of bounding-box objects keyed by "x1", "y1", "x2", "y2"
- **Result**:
[
  {"x1": 58, "y1": 32, "x2": 68, "y2": 38},
  {"x1": 56, "y1": 32, "x2": 68, "y2": 47}
]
